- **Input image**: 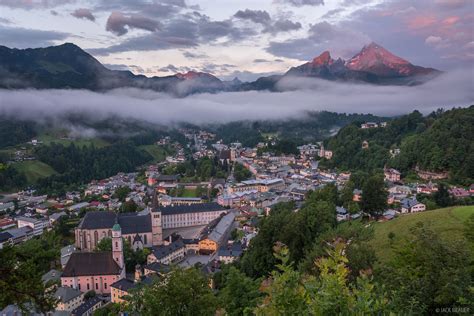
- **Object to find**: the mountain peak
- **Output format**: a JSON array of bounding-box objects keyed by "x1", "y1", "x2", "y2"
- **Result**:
[
  {"x1": 346, "y1": 42, "x2": 425, "y2": 76},
  {"x1": 176, "y1": 71, "x2": 215, "y2": 80},
  {"x1": 311, "y1": 51, "x2": 333, "y2": 66}
]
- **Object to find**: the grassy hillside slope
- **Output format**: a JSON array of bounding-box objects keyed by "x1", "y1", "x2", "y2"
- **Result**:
[{"x1": 369, "y1": 206, "x2": 474, "y2": 264}]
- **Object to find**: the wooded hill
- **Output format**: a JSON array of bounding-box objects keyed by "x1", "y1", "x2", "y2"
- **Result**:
[{"x1": 324, "y1": 106, "x2": 474, "y2": 185}]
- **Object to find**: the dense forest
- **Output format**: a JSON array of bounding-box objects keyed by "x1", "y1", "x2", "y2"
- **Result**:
[
  {"x1": 324, "y1": 107, "x2": 474, "y2": 184},
  {"x1": 390, "y1": 107, "x2": 474, "y2": 184},
  {"x1": 34, "y1": 142, "x2": 152, "y2": 195},
  {"x1": 0, "y1": 118, "x2": 37, "y2": 149},
  {"x1": 208, "y1": 111, "x2": 388, "y2": 147}
]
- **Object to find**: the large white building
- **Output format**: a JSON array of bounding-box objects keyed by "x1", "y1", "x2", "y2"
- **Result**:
[
  {"x1": 156, "y1": 203, "x2": 228, "y2": 229},
  {"x1": 230, "y1": 179, "x2": 285, "y2": 193},
  {"x1": 17, "y1": 216, "x2": 46, "y2": 236}
]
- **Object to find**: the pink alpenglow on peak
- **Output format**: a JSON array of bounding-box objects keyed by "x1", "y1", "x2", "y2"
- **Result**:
[
  {"x1": 346, "y1": 42, "x2": 436, "y2": 77},
  {"x1": 311, "y1": 51, "x2": 334, "y2": 66}
]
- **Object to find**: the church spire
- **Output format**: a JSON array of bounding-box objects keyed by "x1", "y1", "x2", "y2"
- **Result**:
[{"x1": 112, "y1": 222, "x2": 125, "y2": 278}]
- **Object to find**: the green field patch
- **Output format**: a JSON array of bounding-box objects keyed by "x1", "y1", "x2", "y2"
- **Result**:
[
  {"x1": 369, "y1": 206, "x2": 474, "y2": 264},
  {"x1": 13, "y1": 160, "x2": 58, "y2": 184},
  {"x1": 139, "y1": 145, "x2": 170, "y2": 162},
  {"x1": 37, "y1": 134, "x2": 109, "y2": 148}
]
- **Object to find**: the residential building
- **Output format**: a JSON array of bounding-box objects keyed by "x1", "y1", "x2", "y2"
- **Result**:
[
  {"x1": 400, "y1": 198, "x2": 426, "y2": 213},
  {"x1": 199, "y1": 211, "x2": 236, "y2": 254},
  {"x1": 147, "y1": 238, "x2": 186, "y2": 265},
  {"x1": 230, "y1": 179, "x2": 285, "y2": 193},
  {"x1": 217, "y1": 242, "x2": 243, "y2": 264},
  {"x1": 54, "y1": 286, "x2": 83, "y2": 312},
  {"x1": 449, "y1": 187, "x2": 471, "y2": 199},
  {"x1": 49, "y1": 211, "x2": 67, "y2": 225},
  {"x1": 384, "y1": 168, "x2": 401, "y2": 182},
  {"x1": 17, "y1": 216, "x2": 46, "y2": 236},
  {"x1": 4, "y1": 226, "x2": 34, "y2": 245},
  {"x1": 361, "y1": 122, "x2": 379, "y2": 129},
  {"x1": 71, "y1": 296, "x2": 105, "y2": 316},
  {"x1": 159, "y1": 195, "x2": 203, "y2": 207}
]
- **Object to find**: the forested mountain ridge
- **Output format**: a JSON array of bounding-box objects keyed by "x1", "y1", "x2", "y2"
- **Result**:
[{"x1": 324, "y1": 106, "x2": 474, "y2": 184}]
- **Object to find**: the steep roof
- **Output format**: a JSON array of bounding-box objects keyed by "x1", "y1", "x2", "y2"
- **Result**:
[
  {"x1": 204, "y1": 211, "x2": 236, "y2": 243},
  {"x1": 72, "y1": 296, "x2": 103, "y2": 316},
  {"x1": 77, "y1": 211, "x2": 151, "y2": 234},
  {"x1": 62, "y1": 252, "x2": 121, "y2": 277},
  {"x1": 151, "y1": 238, "x2": 185, "y2": 260},
  {"x1": 144, "y1": 262, "x2": 171, "y2": 274},
  {"x1": 54, "y1": 286, "x2": 82, "y2": 303},
  {"x1": 401, "y1": 198, "x2": 422, "y2": 209},
  {"x1": 77, "y1": 211, "x2": 116, "y2": 230},
  {"x1": 0, "y1": 231, "x2": 13, "y2": 243},
  {"x1": 119, "y1": 213, "x2": 151, "y2": 235},
  {"x1": 110, "y1": 278, "x2": 136, "y2": 292}
]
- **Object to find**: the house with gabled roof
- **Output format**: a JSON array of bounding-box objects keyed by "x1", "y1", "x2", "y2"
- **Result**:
[{"x1": 400, "y1": 198, "x2": 426, "y2": 213}]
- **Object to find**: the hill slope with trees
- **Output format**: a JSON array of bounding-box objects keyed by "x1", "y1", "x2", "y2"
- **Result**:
[{"x1": 324, "y1": 106, "x2": 474, "y2": 184}]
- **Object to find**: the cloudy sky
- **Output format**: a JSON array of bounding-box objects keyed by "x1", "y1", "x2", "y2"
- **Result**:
[{"x1": 0, "y1": 0, "x2": 472, "y2": 81}]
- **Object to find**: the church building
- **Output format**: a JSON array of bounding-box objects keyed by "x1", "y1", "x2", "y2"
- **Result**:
[{"x1": 62, "y1": 223, "x2": 125, "y2": 294}]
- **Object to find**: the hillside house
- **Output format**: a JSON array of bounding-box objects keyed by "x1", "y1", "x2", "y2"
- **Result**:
[{"x1": 400, "y1": 198, "x2": 426, "y2": 213}]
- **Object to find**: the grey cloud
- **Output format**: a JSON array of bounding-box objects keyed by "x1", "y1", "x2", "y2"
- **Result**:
[
  {"x1": 103, "y1": 63, "x2": 131, "y2": 71},
  {"x1": 254, "y1": 59, "x2": 270, "y2": 63},
  {"x1": 106, "y1": 11, "x2": 160, "y2": 36},
  {"x1": 267, "y1": 21, "x2": 370, "y2": 60},
  {"x1": 234, "y1": 9, "x2": 271, "y2": 25},
  {"x1": 87, "y1": 34, "x2": 197, "y2": 56},
  {"x1": 321, "y1": 8, "x2": 345, "y2": 19},
  {"x1": 158, "y1": 64, "x2": 183, "y2": 73},
  {"x1": 182, "y1": 51, "x2": 208, "y2": 59},
  {"x1": 274, "y1": 0, "x2": 324, "y2": 7},
  {"x1": 266, "y1": 19, "x2": 301, "y2": 33},
  {"x1": 50, "y1": 10, "x2": 58, "y2": 16},
  {"x1": 0, "y1": 17, "x2": 11, "y2": 24},
  {"x1": 233, "y1": 8, "x2": 301, "y2": 34},
  {"x1": 201, "y1": 63, "x2": 236, "y2": 74},
  {"x1": 0, "y1": 25, "x2": 69, "y2": 48},
  {"x1": 0, "y1": 0, "x2": 74, "y2": 9},
  {"x1": 435, "y1": 0, "x2": 470, "y2": 9},
  {"x1": 71, "y1": 8, "x2": 95, "y2": 22},
  {"x1": 0, "y1": 69, "x2": 471, "y2": 126},
  {"x1": 95, "y1": 0, "x2": 188, "y2": 17},
  {"x1": 95, "y1": 14, "x2": 250, "y2": 55}
]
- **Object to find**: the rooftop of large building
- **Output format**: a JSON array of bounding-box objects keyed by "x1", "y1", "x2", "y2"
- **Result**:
[
  {"x1": 77, "y1": 211, "x2": 151, "y2": 234},
  {"x1": 150, "y1": 238, "x2": 185, "y2": 260},
  {"x1": 62, "y1": 252, "x2": 121, "y2": 277}
]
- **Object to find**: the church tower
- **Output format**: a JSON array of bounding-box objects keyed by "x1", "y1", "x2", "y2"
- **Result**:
[
  {"x1": 150, "y1": 189, "x2": 163, "y2": 246},
  {"x1": 112, "y1": 222, "x2": 125, "y2": 278}
]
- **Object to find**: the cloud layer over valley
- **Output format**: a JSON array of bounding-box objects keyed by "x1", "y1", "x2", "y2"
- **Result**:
[{"x1": 0, "y1": 69, "x2": 472, "y2": 126}]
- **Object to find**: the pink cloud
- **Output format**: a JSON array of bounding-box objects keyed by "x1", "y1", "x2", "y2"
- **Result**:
[
  {"x1": 408, "y1": 16, "x2": 437, "y2": 30},
  {"x1": 442, "y1": 16, "x2": 460, "y2": 26}
]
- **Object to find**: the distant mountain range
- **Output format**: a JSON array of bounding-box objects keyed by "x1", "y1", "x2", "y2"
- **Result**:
[{"x1": 0, "y1": 42, "x2": 440, "y2": 96}]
